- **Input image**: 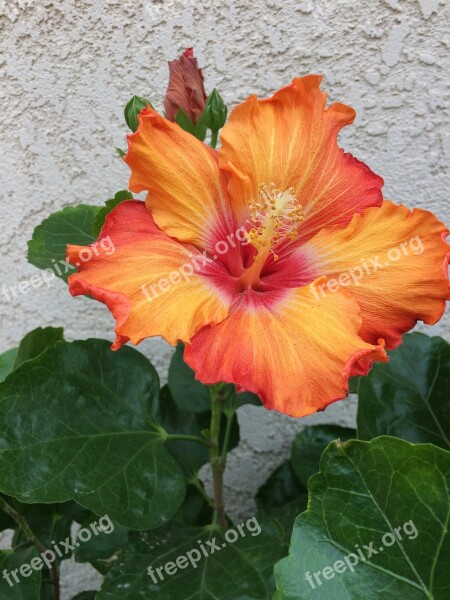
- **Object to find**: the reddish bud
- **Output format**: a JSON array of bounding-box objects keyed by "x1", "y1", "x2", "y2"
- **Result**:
[{"x1": 163, "y1": 48, "x2": 207, "y2": 125}]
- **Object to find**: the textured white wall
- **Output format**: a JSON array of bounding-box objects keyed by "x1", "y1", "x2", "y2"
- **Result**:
[{"x1": 0, "y1": 0, "x2": 449, "y2": 597}]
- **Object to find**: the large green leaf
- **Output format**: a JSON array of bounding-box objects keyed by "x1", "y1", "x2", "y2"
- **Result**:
[
  {"x1": 0, "y1": 348, "x2": 18, "y2": 383},
  {"x1": 0, "y1": 546, "x2": 41, "y2": 599},
  {"x1": 275, "y1": 436, "x2": 450, "y2": 600},
  {"x1": 98, "y1": 516, "x2": 286, "y2": 599},
  {"x1": 13, "y1": 326, "x2": 64, "y2": 369},
  {"x1": 291, "y1": 425, "x2": 355, "y2": 487},
  {"x1": 27, "y1": 205, "x2": 100, "y2": 282},
  {"x1": 0, "y1": 339, "x2": 186, "y2": 530},
  {"x1": 0, "y1": 328, "x2": 63, "y2": 385},
  {"x1": 358, "y1": 333, "x2": 450, "y2": 449}
]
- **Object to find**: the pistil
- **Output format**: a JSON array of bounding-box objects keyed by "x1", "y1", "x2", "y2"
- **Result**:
[{"x1": 239, "y1": 183, "x2": 304, "y2": 289}]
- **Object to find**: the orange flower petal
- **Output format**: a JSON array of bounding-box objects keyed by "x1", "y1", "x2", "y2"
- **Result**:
[
  {"x1": 219, "y1": 75, "x2": 383, "y2": 242},
  {"x1": 303, "y1": 200, "x2": 450, "y2": 349},
  {"x1": 124, "y1": 107, "x2": 233, "y2": 251},
  {"x1": 184, "y1": 283, "x2": 387, "y2": 417},
  {"x1": 67, "y1": 201, "x2": 231, "y2": 349}
]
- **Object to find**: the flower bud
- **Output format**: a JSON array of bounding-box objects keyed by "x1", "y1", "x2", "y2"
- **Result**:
[
  {"x1": 203, "y1": 89, "x2": 228, "y2": 132},
  {"x1": 163, "y1": 48, "x2": 207, "y2": 125}
]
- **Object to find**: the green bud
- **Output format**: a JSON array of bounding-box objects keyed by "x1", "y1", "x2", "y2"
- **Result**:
[
  {"x1": 124, "y1": 95, "x2": 153, "y2": 132},
  {"x1": 203, "y1": 89, "x2": 228, "y2": 132}
]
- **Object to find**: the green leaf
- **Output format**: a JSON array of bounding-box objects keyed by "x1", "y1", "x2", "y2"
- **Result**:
[
  {"x1": 0, "y1": 546, "x2": 41, "y2": 599},
  {"x1": 0, "y1": 328, "x2": 63, "y2": 384},
  {"x1": 256, "y1": 461, "x2": 308, "y2": 545},
  {"x1": 358, "y1": 333, "x2": 450, "y2": 449},
  {"x1": 74, "y1": 515, "x2": 129, "y2": 575},
  {"x1": 256, "y1": 461, "x2": 306, "y2": 512},
  {"x1": 27, "y1": 205, "x2": 100, "y2": 282},
  {"x1": 169, "y1": 343, "x2": 261, "y2": 412},
  {"x1": 124, "y1": 96, "x2": 152, "y2": 132},
  {"x1": 194, "y1": 111, "x2": 207, "y2": 141},
  {"x1": 71, "y1": 594, "x2": 98, "y2": 600},
  {"x1": 225, "y1": 389, "x2": 262, "y2": 411},
  {"x1": 169, "y1": 343, "x2": 210, "y2": 412},
  {"x1": 0, "y1": 348, "x2": 18, "y2": 383},
  {"x1": 0, "y1": 494, "x2": 16, "y2": 530},
  {"x1": 63, "y1": 501, "x2": 93, "y2": 525},
  {"x1": 13, "y1": 326, "x2": 64, "y2": 369},
  {"x1": 175, "y1": 109, "x2": 196, "y2": 135},
  {"x1": 169, "y1": 483, "x2": 213, "y2": 527},
  {"x1": 175, "y1": 109, "x2": 207, "y2": 141},
  {"x1": 349, "y1": 376, "x2": 361, "y2": 394},
  {"x1": 11, "y1": 500, "x2": 74, "y2": 557},
  {"x1": 92, "y1": 191, "x2": 133, "y2": 237},
  {"x1": 291, "y1": 425, "x2": 355, "y2": 487},
  {"x1": 275, "y1": 436, "x2": 450, "y2": 600},
  {"x1": 115, "y1": 147, "x2": 126, "y2": 158},
  {"x1": 98, "y1": 517, "x2": 286, "y2": 599},
  {"x1": 0, "y1": 339, "x2": 186, "y2": 530}
]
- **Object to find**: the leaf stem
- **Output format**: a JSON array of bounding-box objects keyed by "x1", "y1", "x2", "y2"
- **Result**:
[
  {"x1": 209, "y1": 385, "x2": 227, "y2": 527},
  {"x1": 0, "y1": 496, "x2": 60, "y2": 600},
  {"x1": 220, "y1": 412, "x2": 234, "y2": 470},
  {"x1": 166, "y1": 434, "x2": 212, "y2": 448}
]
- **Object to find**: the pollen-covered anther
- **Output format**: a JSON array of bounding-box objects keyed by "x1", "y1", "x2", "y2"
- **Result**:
[{"x1": 247, "y1": 182, "x2": 304, "y2": 250}]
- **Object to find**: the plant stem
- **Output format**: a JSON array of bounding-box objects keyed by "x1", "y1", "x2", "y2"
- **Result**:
[
  {"x1": 220, "y1": 412, "x2": 234, "y2": 470},
  {"x1": 209, "y1": 386, "x2": 227, "y2": 527},
  {"x1": 0, "y1": 496, "x2": 60, "y2": 600},
  {"x1": 210, "y1": 129, "x2": 218, "y2": 149},
  {"x1": 166, "y1": 434, "x2": 212, "y2": 447}
]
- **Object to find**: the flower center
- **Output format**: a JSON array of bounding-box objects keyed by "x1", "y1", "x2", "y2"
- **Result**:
[{"x1": 239, "y1": 183, "x2": 304, "y2": 289}]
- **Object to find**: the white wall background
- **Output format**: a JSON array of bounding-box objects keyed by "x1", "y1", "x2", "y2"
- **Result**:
[{"x1": 0, "y1": 0, "x2": 449, "y2": 597}]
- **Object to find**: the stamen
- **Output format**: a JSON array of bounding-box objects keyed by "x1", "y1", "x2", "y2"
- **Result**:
[
  {"x1": 247, "y1": 183, "x2": 304, "y2": 255},
  {"x1": 238, "y1": 183, "x2": 304, "y2": 290}
]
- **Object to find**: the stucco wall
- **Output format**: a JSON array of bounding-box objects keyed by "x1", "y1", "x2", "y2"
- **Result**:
[{"x1": 0, "y1": 0, "x2": 449, "y2": 597}]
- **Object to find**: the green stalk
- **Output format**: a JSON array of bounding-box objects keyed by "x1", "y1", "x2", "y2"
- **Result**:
[
  {"x1": 166, "y1": 434, "x2": 212, "y2": 448},
  {"x1": 209, "y1": 385, "x2": 227, "y2": 527},
  {"x1": 210, "y1": 129, "x2": 219, "y2": 149}
]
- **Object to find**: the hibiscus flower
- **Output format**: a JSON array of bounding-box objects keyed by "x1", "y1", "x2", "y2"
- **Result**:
[{"x1": 67, "y1": 75, "x2": 449, "y2": 417}]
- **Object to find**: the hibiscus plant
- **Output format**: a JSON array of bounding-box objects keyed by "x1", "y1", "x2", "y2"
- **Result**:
[{"x1": 0, "y1": 49, "x2": 449, "y2": 600}]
